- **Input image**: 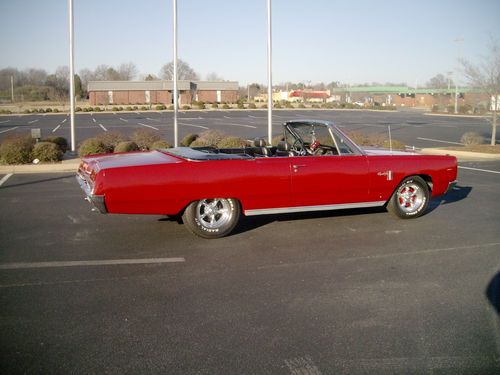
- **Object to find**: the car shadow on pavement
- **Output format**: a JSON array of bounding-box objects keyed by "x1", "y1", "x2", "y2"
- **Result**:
[
  {"x1": 428, "y1": 184, "x2": 472, "y2": 213},
  {"x1": 233, "y1": 207, "x2": 387, "y2": 236},
  {"x1": 0, "y1": 174, "x2": 74, "y2": 189},
  {"x1": 486, "y1": 272, "x2": 500, "y2": 315}
]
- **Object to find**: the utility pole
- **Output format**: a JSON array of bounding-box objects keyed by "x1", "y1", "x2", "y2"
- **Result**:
[
  {"x1": 267, "y1": 0, "x2": 273, "y2": 144},
  {"x1": 454, "y1": 38, "x2": 464, "y2": 115},
  {"x1": 10, "y1": 76, "x2": 14, "y2": 102},
  {"x1": 68, "y1": 0, "x2": 76, "y2": 152},
  {"x1": 173, "y1": 0, "x2": 178, "y2": 147}
]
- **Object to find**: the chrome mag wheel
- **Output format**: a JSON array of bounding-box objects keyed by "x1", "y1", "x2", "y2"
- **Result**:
[
  {"x1": 396, "y1": 183, "x2": 425, "y2": 214},
  {"x1": 195, "y1": 198, "x2": 232, "y2": 230}
]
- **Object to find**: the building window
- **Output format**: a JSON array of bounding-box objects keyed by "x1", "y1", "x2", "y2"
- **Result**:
[
  {"x1": 108, "y1": 91, "x2": 113, "y2": 104},
  {"x1": 145, "y1": 90, "x2": 150, "y2": 104}
]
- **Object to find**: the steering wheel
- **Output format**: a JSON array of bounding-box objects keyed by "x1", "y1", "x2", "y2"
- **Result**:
[{"x1": 291, "y1": 139, "x2": 307, "y2": 156}]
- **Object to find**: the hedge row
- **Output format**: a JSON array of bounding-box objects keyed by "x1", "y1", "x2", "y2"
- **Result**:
[{"x1": 0, "y1": 135, "x2": 67, "y2": 164}]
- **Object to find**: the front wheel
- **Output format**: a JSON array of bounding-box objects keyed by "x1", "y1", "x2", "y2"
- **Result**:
[
  {"x1": 387, "y1": 176, "x2": 430, "y2": 219},
  {"x1": 182, "y1": 198, "x2": 240, "y2": 238}
]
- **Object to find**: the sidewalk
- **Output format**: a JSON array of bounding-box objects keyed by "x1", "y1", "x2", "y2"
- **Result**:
[{"x1": 420, "y1": 148, "x2": 500, "y2": 161}]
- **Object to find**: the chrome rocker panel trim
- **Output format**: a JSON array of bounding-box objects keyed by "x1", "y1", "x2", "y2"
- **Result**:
[{"x1": 244, "y1": 201, "x2": 386, "y2": 216}]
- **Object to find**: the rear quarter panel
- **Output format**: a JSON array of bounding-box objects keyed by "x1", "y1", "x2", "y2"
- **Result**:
[{"x1": 99, "y1": 157, "x2": 291, "y2": 215}]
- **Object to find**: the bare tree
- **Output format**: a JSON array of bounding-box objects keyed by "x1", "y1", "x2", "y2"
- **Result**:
[
  {"x1": 206, "y1": 72, "x2": 223, "y2": 81},
  {"x1": 460, "y1": 38, "x2": 500, "y2": 145},
  {"x1": 426, "y1": 73, "x2": 453, "y2": 89},
  {"x1": 159, "y1": 59, "x2": 200, "y2": 80},
  {"x1": 118, "y1": 62, "x2": 138, "y2": 80}
]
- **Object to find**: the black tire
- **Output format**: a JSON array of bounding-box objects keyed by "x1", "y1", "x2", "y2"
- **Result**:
[
  {"x1": 387, "y1": 176, "x2": 430, "y2": 219},
  {"x1": 182, "y1": 198, "x2": 240, "y2": 238}
]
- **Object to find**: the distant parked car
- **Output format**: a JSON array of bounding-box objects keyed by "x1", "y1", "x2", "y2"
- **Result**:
[{"x1": 77, "y1": 120, "x2": 457, "y2": 238}]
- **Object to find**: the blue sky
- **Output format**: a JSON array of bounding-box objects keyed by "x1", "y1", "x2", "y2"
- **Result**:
[{"x1": 0, "y1": 0, "x2": 499, "y2": 86}]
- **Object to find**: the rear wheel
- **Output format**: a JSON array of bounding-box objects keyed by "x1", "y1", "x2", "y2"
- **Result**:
[
  {"x1": 182, "y1": 198, "x2": 240, "y2": 238},
  {"x1": 387, "y1": 176, "x2": 430, "y2": 219}
]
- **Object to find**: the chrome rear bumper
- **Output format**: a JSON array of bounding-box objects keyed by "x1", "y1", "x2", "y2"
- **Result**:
[
  {"x1": 445, "y1": 180, "x2": 458, "y2": 194},
  {"x1": 76, "y1": 173, "x2": 107, "y2": 214}
]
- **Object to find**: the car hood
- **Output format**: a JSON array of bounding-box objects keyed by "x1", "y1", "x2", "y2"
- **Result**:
[
  {"x1": 362, "y1": 147, "x2": 417, "y2": 156},
  {"x1": 83, "y1": 150, "x2": 182, "y2": 170}
]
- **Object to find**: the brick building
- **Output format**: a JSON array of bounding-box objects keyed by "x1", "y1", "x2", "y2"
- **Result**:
[{"x1": 88, "y1": 80, "x2": 239, "y2": 106}]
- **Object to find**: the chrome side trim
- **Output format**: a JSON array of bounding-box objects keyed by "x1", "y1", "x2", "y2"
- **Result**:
[{"x1": 244, "y1": 201, "x2": 386, "y2": 216}]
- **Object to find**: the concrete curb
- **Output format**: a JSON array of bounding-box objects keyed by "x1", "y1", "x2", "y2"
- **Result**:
[
  {"x1": 423, "y1": 112, "x2": 489, "y2": 119},
  {"x1": 420, "y1": 148, "x2": 500, "y2": 161},
  {"x1": 0, "y1": 159, "x2": 80, "y2": 174}
]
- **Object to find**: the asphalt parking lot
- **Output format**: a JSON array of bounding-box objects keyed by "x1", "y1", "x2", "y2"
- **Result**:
[
  {"x1": 0, "y1": 159, "x2": 499, "y2": 373},
  {"x1": 0, "y1": 109, "x2": 497, "y2": 149}
]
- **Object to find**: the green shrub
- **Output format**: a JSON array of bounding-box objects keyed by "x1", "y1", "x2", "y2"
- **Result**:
[
  {"x1": 32, "y1": 142, "x2": 63, "y2": 162},
  {"x1": 156, "y1": 104, "x2": 166, "y2": 110},
  {"x1": 0, "y1": 109, "x2": 12, "y2": 114},
  {"x1": 125, "y1": 106, "x2": 133, "y2": 111},
  {"x1": 222, "y1": 103, "x2": 230, "y2": 109},
  {"x1": 459, "y1": 104, "x2": 473, "y2": 114},
  {"x1": 217, "y1": 136, "x2": 248, "y2": 148},
  {"x1": 118, "y1": 106, "x2": 124, "y2": 111},
  {"x1": 93, "y1": 107, "x2": 102, "y2": 112},
  {"x1": 131, "y1": 128, "x2": 161, "y2": 150},
  {"x1": 83, "y1": 107, "x2": 91, "y2": 112},
  {"x1": 237, "y1": 102, "x2": 245, "y2": 109},
  {"x1": 382, "y1": 139, "x2": 406, "y2": 150},
  {"x1": 132, "y1": 106, "x2": 138, "y2": 110},
  {"x1": 0, "y1": 135, "x2": 35, "y2": 164},
  {"x1": 274, "y1": 103, "x2": 282, "y2": 109},
  {"x1": 181, "y1": 133, "x2": 199, "y2": 146},
  {"x1": 285, "y1": 102, "x2": 294, "y2": 108},
  {"x1": 311, "y1": 104, "x2": 319, "y2": 108},
  {"x1": 95, "y1": 131, "x2": 127, "y2": 152},
  {"x1": 248, "y1": 103, "x2": 256, "y2": 109},
  {"x1": 114, "y1": 141, "x2": 139, "y2": 153},
  {"x1": 211, "y1": 103, "x2": 218, "y2": 109},
  {"x1": 112, "y1": 106, "x2": 119, "y2": 111},
  {"x1": 461, "y1": 132, "x2": 483, "y2": 145},
  {"x1": 150, "y1": 140, "x2": 172, "y2": 149},
  {"x1": 141, "y1": 106, "x2": 149, "y2": 111},
  {"x1": 38, "y1": 108, "x2": 45, "y2": 113},
  {"x1": 53, "y1": 108, "x2": 59, "y2": 113},
  {"x1": 23, "y1": 109, "x2": 31, "y2": 114},
  {"x1": 261, "y1": 104, "x2": 268, "y2": 109},
  {"x1": 193, "y1": 101, "x2": 205, "y2": 109},
  {"x1": 190, "y1": 130, "x2": 225, "y2": 147},
  {"x1": 45, "y1": 108, "x2": 53, "y2": 113},
  {"x1": 78, "y1": 138, "x2": 108, "y2": 157},
  {"x1": 43, "y1": 136, "x2": 69, "y2": 153},
  {"x1": 182, "y1": 105, "x2": 191, "y2": 110}
]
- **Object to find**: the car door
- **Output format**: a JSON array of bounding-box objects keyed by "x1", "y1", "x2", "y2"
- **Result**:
[{"x1": 290, "y1": 154, "x2": 371, "y2": 207}]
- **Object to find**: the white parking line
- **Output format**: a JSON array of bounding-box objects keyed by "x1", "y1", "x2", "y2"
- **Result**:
[
  {"x1": 138, "y1": 122, "x2": 159, "y2": 130},
  {"x1": 0, "y1": 120, "x2": 10, "y2": 124},
  {"x1": 216, "y1": 122, "x2": 257, "y2": 129},
  {"x1": 62, "y1": 118, "x2": 67, "y2": 123},
  {"x1": 98, "y1": 123, "x2": 108, "y2": 132},
  {"x1": 92, "y1": 118, "x2": 97, "y2": 123},
  {"x1": 146, "y1": 117, "x2": 161, "y2": 122},
  {"x1": 179, "y1": 117, "x2": 204, "y2": 120},
  {"x1": 0, "y1": 173, "x2": 13, "y2": 187},
  {"x1": 119, "y1": 118, "x2": 129, "y2": 122},
  {"x1": 0, "y1": 257, "x2": 186, "y2": 270},
  {"x1": 0, "y1": 126, "x2": 19, "y2": 134},
  {"x1": 224, "y1": 116, "x2": 232, "y2": 119},
  {"x1": 458, "y1": 166, "x2": 500, "y2": 174},
  {"x1": 28, "y1": 119, "x2": 39, "y2": 124},
  {"x1": 52, "y1": 124, "x2": 61, "y2": 133},
  {"x1": 417, "y1": 137, "x2": 462, "y2": 145},
  {"x1": 178, "y1": 122, "x2": 209, "y2": 130}
]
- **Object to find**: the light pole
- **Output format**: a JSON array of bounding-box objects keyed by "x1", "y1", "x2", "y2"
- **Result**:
[
  {"x1": 10, "y1": 76, "x2": 14, "y2": 102},
  {"x1": 173, "y1": 0, "x2": 179, "y2": 147},
  {"x1": 454, "y1": 38, "x2": 464, "y2": 114},
  {"x1": 68, "y1": 0, "x2": 76, "y2": 152},
  {"x1": 267, "y1": 0, "x2": 272, "y2": 144}
]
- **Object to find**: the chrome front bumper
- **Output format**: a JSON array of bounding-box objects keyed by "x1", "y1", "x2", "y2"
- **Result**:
[{"x1": 76, "y1": 173, "x2": 107, "y2": 214}]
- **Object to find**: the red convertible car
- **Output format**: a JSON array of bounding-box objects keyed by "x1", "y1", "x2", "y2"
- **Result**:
[{"x1": 77, "y1": 120, "x2": 457, "y2": 238}]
